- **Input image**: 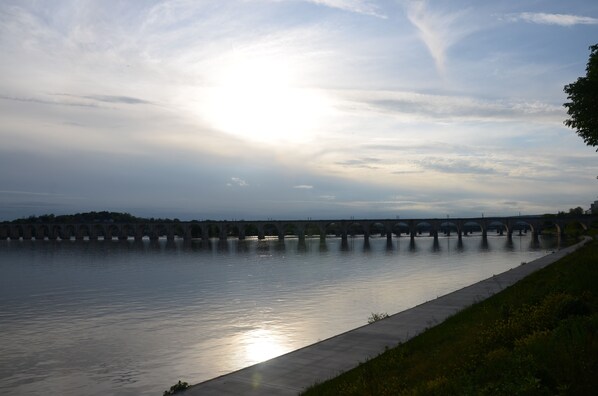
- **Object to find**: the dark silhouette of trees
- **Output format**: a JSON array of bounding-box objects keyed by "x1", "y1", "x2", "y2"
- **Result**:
[
  {"x1": 568, "y1": 206, "x2": 584, "y2": 216},
  {"x1": 564, "y1": 44, "x2": 598, "y2": 150}
]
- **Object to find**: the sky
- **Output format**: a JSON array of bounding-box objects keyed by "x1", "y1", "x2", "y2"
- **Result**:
[{"x1": 1, "y1": 0, "x2": 597, "y2": 221}]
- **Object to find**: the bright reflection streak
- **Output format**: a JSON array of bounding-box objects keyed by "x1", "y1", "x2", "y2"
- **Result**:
[{"x1": 241, "y1": 328, "x2": 290, "y2": 365}]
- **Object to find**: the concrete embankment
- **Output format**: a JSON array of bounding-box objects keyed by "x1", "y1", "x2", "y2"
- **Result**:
[{"x1": 183, "y1": 238, "x2": 590, "y2": 396}]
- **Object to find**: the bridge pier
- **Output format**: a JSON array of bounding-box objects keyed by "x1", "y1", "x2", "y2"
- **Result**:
[
  {"x1": 183, "y1": 226, "x2": 192, "y2": 241},
  {"x1": 218, "y1": 223, "x2": 227, "y2": 241},
  {"x1": 341, "y1": 232, "x2": 348, "y2": 243},
  {"x1": 296, "y1": 224, "x2": 306, "y2": 242},
  {"x1": 409, "y1": 237, "x2": 416, "y2": 251},
  {"x1": 432, "y1": 237, "x2": 440, "y2": 251},
  {"x1": 315, "y1": 224, "x2": 324, "y2": 241}
]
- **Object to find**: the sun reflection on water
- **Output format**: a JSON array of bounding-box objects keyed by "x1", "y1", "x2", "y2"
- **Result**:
[{"x1": 241, "y1": 328, "x2": 290, "y2": 365}]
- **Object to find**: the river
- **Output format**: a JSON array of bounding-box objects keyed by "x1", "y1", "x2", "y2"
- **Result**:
[{"x1": 0, "y1": 234, "x2": 558, "y2": 395}]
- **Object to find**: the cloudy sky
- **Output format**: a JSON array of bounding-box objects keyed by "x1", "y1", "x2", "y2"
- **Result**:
[{"x1": 1, "y1": 0, "x2": 597, "y2": 221}]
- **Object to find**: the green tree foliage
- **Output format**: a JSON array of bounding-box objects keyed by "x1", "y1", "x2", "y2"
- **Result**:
[{"x1": 564, "y1": 44, "x2": 598, "y2": 150}]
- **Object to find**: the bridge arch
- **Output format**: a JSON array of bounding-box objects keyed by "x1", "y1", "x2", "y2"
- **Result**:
[
  {"x1": 323, "y1": 222, "x2": 344, "y2": 239},
  {"x1": 74, "y1": 224, "x2": 89, "y2": 240},
  {"x1": 34, "y1": 224, "x2": 51, "y2": 240},
  {"x1": 487, "y1": 220, "x2": 508, "y2": 236},
  {"x1": 391, "y1": 221, "x2": 410, "y2": 236},
  {"x1": 224, "y1": 222, "x2": 242, "y2": 239},
  {"x1": 93, "y1": 224, "x2": 104, "y2": 239},
  {"x1": 62, "y1": 224, "x2": 73, "y2": 239},
  {"x1": 439, "y1": 220, "x2": 459, "y2": 236},
  {"x1": 462, "y1": 221, "x2": 482, "y2": 236},
  {"x1": 414, "y1": 221, "x2": 434, "y2": 236},
  {"x1": 281, "y1": 222, "x2": 300, "y2": 240},
  {"x1": 261, "y1": 222, "x2": 282, "y2": 239}
]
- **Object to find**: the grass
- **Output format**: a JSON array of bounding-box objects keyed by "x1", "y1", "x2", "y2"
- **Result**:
[{"x1": 303, "y1": 240, "x2": 598, "y2": 396}]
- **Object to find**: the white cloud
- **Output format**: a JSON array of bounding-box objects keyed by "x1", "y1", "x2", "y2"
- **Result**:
[
  {"x1": 405, "y1": 1, "x2": 475, "y2": 75},
  {"x1": 293, "y1": 185, "x2": 314, "y2": 189},
  {"x1": 336, "y1": 89, "x2": 564, "y2": 124},
  {"x1": 509, "y1": 12, "x2": 598, "y2": 26},
  {"x1": 229, "y1": 177, "x2": 248, "y2": 187},
  {"x1": 306, "y1": 0, "x2": 386, "y2": 18}
]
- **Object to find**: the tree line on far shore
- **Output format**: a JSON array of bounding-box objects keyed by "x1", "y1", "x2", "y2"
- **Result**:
[
  {"x1": 3, "y1": 207, "x2": 594, "y2": 225},
  {"x1": 3, "y1": 211, "x2": 183, "y2": 224}
]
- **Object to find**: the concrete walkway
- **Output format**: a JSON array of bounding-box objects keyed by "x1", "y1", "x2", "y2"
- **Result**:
[{"x1": 184, "y1": 238, "x2": 590, "y2": 396}]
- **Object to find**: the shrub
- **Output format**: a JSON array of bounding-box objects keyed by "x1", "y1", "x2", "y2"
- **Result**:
[
  {"x1": 163, "y1": 380, "x2": 189, "y2": 395},
  {"x1": 367, "y1": 312, "x2": 389, "y2": 324}
]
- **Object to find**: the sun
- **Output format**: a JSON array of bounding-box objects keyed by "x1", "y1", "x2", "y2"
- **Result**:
[{"x1": 203, "y1": 56, "x2": 330, "y2": 145}]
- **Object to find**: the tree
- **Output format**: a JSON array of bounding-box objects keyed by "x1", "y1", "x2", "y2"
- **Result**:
[
  {"x1": 568, "y1": 206, "x2": 584, "y2": 216},
  {"x1": 563, "y1": 44, "x2": 598, "y2": 150}
]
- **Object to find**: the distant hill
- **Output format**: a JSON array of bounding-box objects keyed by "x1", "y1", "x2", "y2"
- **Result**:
[{"x1": 7, "y1": 211, "x2": 181, "y2": 224}]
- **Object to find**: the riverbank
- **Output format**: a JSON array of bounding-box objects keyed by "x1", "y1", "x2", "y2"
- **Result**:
[
  {"x1": 304, "y1": 237, "x2": 598, "y2": 395},
  {"x1": 182, "y1": 238, "x2": 591, "y2": 395}
]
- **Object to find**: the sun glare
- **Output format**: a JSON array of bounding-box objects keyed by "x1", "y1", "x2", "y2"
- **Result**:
[
  {"x1": 242, "y1": 328, "x2": 289, "y2": 364},
  {"x1": 203, "y1": 57, "x2": 330, "y2": 145}
]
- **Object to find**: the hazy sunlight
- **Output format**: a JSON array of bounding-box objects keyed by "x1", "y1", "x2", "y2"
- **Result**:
[{"x1": 204, "y1": 57, "x2": 330, "y2": 145}]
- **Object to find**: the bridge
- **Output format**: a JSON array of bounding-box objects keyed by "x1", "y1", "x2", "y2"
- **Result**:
[{"x1": 0, "y1": 216, "x2": 594, "y2": 244}]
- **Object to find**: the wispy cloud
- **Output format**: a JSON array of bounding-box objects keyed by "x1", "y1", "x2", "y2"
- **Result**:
[
  {"x1": 0, "y1": 94, "x2": 97, "y2": 108},
  {"x1": 508, "y1": 12, "x2": 598, "y2": 26},
  {"x1": 293, "y1": 185, "x2": 314, "y2": 189},
  {"x1": 1, "y1": 93, "x2": 153, "y2": 108},
  {"x1": 416, "y1": 158, "x2": 500, "y2": 175},
  {"x1": 335, "y1": 157, "x2": 382, "y2": 169},
  {"x1": 0, "y1": 190, "x2": 64, "y2": 197},
  {"x1": 340, "y1": 89, "x2": 563, "y2": 124},
  {"x1": 79, "y1": 95, "x2": 153, "y2": 105},
  {"x1": 228, "y1": 177, "x2": 248, "y2": 187},
  {"x1": 405, "y1": 1, "x2": 475, "y2": 75},
  {"x1": 307, "y1": 0, "x2": 386, "y2": 18}
]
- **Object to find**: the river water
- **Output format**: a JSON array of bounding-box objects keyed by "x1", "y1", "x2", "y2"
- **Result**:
[{"x1": 0, "y1": 234, "x2": 557, "y2": 395}]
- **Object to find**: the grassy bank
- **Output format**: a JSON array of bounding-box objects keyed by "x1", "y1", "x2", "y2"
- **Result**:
[{"x1": 304, "y1": 240, "x2": 598, "y2": 395}]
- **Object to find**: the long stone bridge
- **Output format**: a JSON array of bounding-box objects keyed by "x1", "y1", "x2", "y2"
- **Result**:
[{"x1": 1, "y1": 215, "x2": 594, "y2": 243}]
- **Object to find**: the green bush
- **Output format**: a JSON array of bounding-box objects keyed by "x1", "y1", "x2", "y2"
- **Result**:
[{"x1": 163, "y1": 380, "x2": 189, "y2": 395}]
